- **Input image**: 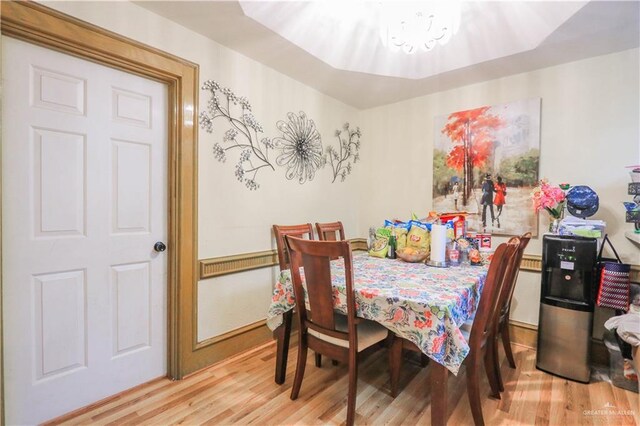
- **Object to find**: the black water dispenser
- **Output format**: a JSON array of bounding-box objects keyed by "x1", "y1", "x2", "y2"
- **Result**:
[{"x1": 536, "y1": 234, "x2": 597, "y2": 383}]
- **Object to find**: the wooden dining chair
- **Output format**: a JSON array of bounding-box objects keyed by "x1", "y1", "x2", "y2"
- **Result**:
[
  {"x1": 460, "y1": 234, "x2": 530, "y2": 396},
  {"x1": 273, "y1": 223, "x2": 314, "y2": 271},
  {"x1": 316, "y1": 221, "x2": 346, "y2": 241},
  {"x1": 459, "y1": 239, "x2": 519, "y2": 425},
  {"x1": 490, "y1": 232, "x2": 531, "y2": 392},
  {"x1": 390, "y1": 239, "x2": 519, "y2": 426},
  {"x1": 272, "y1": 224, "x2": 316, "y2": 374},
  {"x1": 285, "y1": 236, "x2": 399, "y2": 426}
]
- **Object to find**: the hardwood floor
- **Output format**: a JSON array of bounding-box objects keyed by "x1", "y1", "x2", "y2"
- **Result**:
[{"x1": 48, "y1": 341, "x2": 639, "y2": 425}]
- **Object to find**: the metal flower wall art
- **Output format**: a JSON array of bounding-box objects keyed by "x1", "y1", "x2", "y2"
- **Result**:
[
  {"x1": 199, "y1": 80, "x2": 275, "y2": 190},
  {"x1": 274, "y1": 111, "x2": 325, "y2": 184},
  {"x1": 325, "y1": 122, "x2": 361, "y2": 183}
]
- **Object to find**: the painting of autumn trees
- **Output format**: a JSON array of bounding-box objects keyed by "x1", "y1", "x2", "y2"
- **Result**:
[
  {"x1": 443, "y1": 106, "x2": 503, "y2": 205},
  {"x1": 433, "y1": 98, "x2": 541, "y2": 236}
]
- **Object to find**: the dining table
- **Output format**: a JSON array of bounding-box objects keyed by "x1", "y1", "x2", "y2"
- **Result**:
[{"x1": 266, "y1": 251, "x2": 488, "y2": 426}]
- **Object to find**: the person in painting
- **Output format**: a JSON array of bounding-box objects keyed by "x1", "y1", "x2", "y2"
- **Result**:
[
  {"x1": 494, "y1": 176, "x2": 507, "y2": 228},
  {"x1": 452, "y1": 181, "x2": 460, "y2": 210},
  {"x1": 442, "y1": 181, "x2": 449, "y2": 199},
  {"x1": 481, "y1": 173, "x2": 495, "y2": 228}
]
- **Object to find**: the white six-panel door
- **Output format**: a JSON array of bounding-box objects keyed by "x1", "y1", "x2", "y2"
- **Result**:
[{"x1": 2, "y1": 37, "x2": 168, "y2": 424}]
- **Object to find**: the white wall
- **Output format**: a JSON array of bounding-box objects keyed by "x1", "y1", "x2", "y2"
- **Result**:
[
  {"x1": 42, "y1": 1, "x2": 362, "y2": 340},
  {"x1": 33, "y1": 1, "x2": 640, "y2": 337},
  {"x1": 359, "y1": 48, "x2": 640, "y2": 328}
]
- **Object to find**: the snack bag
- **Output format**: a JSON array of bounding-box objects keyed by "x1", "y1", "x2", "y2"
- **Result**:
[
  {"x1": 443, "y1": 220, "x2": 455, "y2": 241},
  {"x1": 369, "y1": 228, "x2": 392, "y2": 258},
  {"x1": 467, "y1": 232, "x2": 481, "y2": 249},
  {"x1": 407, "y1": 221, "x2": 430, "y2": 253},
  {"x1": 385, "y1": 220, "x2": 410, "y2": 250},
  {"x1": 440, "y1": 213, "x2": 467, "y2": 239},
  {"x1": 469, "y1": 248, "x2": 482, "y2": 265}
]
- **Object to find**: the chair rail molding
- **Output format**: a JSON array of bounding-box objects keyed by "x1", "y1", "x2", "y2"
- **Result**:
[
  {"x1": 199, "y1": 248, "x2": 639, "y2": 281},
  {"x1": 520, "y1": 254, "x2": 543, "y2": 272},
  {"x1": 200, "y1": 250, "x2": 279, "y2": 279},
  {"x1": 199, "y1": 238, "x2": 369, "y2": 279}
]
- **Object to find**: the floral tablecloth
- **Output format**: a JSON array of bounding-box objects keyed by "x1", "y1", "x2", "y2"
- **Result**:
[{"x1": 267, "y1": 252, "x2": 488, "y2": 375}]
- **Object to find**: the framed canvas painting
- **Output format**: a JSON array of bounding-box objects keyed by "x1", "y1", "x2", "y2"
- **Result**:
[{"x1": 432, "y1": 98, "x2": 541, "y2": 236}]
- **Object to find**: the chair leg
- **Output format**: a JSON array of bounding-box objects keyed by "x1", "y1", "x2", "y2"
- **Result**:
[
  {"x1": 274, "y1": 310, "x2": 292, "y2": 384},
  {"x1": 485, "y1": 343, "x2": 501, "y2": 400},
  {"x1": 389, "y1": 336, "x2": 403, "y2": 397},
  {"x1": 501, "y1": 323, "x2": 516, "y2": 369},
  {"x1": 491, "y1": 330, "x2": 505, "y2": 393},
  {"x1": 466, "y1": 359, "x2": 485, "y2": 426},
  {"x1": 420, "y1": 353, "x2": 430, "y2": 367},
  {"x1": 346, "y1": 349, "x2": 358, "y2": 426},
  {"x1": 290, "y1": 339, "x2": 308, "y2": 400},
  {"x1": 315, "y1": 353, "x2": 322, "y2": 368}
]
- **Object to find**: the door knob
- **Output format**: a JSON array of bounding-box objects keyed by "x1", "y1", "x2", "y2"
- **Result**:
[{"x1": 154, "y1": 242, "x2": 167, "y2": 252}]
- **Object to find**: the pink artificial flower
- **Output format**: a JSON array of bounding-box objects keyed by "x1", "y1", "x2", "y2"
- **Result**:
[{"x1": 531, "y1": 179, "x2": 566, "y2": 215}]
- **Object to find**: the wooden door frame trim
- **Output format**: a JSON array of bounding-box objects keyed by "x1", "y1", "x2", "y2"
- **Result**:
[{"x1": 0, "y1": 0, "x2": 199, "y2": 385}]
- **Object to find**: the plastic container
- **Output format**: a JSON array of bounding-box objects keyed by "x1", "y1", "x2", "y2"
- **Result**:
[
  {"x1": 558, "y1": 217, "x2": 606, "y2": 240},
  {"x1": 603, "y1": 330, "x2": 639, "y2": 393},
  {"x1": 479, "y1": 248, "x2": 494, "y2": 265},
  {"x1": 447, "y1": 243, "x2": 460, "y2": 266}
]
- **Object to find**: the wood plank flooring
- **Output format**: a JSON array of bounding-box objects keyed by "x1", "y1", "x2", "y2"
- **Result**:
[{"x1": 48, "y1": 341, "x2": 639, "y2": 425}]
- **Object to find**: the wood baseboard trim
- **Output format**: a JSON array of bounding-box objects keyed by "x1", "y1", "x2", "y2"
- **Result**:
[
  {"x1": 42, "y1": 376, "x2": 167, "y2": 425},
  {"x1": 185, "y1": 340, "x2": 277, "y2": 379},
  {"x1": 196, "y1": 319, "x2": 545, "y2": 368},
  {"x1": 190, "y1": 319, "x2": 608, "y2": 374},
  {"x1": 195, "y1": 319, "x2": 267, "y2": 349},
  {"x1": 508, "y1": 320, "x2": 538, "y2": 349},
  {"x1": 187, "y1": 321, "x2": 273, "y2": 374}
]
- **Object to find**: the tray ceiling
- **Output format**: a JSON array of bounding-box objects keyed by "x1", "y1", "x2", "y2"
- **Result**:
[{"x1": 136, "y1": 1, "x2": 640, "y2": 109}]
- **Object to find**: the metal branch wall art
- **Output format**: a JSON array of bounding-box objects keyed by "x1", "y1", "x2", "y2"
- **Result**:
[
  {"x1": 200, "y1": 79, "x2": 363, "y2": 188},
  {"x1": 199, "y1": 80, "x2": 275, "y2": 190},
  {"x1": 274, "y1": 111, "x2": 325, "y2": 184},
  {"x1": 325, "y1": 123, "x2": 361, "y2": 183}
]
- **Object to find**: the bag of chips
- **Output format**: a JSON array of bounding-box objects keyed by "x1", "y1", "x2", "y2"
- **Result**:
[
  {"x1": 443, "y1": 220, "x2": 456, "y2": 241},
  {"x1": 385, "y1": 220, "x2": 410, "y2": 250},
  {"x1": 369, "y1": 227, "x2": 392, "y2": 258},
  {"x1": 407, "y1": 221, "x2": 430, "y2": 252}
]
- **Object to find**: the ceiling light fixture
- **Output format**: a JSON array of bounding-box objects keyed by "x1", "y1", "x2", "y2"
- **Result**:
[{"x1": 379, "y1": 1, "x2": 462, "y2": 55}]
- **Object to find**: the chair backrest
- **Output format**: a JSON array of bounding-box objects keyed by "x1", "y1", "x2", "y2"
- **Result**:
[
  {"x1": 285, "y1": 236, "x2": 356, "y2": 342},
  {"x1": 316, "y1": 221, "x2": 346, "y2": 241},
  {"x1": 273, "y1": 223, "x2": 314, "y2": 270},
  {"x1": 497, "y1": 232, "x2": 532, "y2": 319},
  {"x1": 468, "y1": 239, "x2": 520, "y2": 349}
]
